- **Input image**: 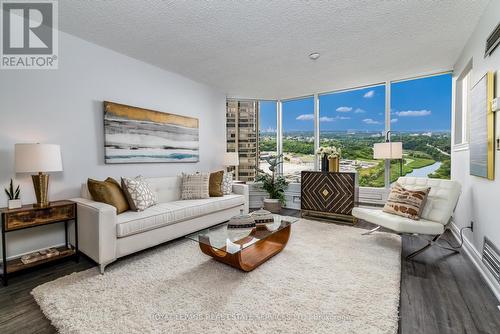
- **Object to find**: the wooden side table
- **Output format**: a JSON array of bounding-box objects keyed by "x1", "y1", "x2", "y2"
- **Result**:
[{"x1": 0, "y1": 200, "x2": 78, "y2": 286}]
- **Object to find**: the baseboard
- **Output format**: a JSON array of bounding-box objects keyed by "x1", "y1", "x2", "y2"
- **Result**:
[{"x1": 450, "y1": 223, "x2": 500, "y2": 302}]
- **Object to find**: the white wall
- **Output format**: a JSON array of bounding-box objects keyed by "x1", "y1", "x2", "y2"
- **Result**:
[
  {"x1": 451, "y1": 0, "x2": 500, "y2": 297},
  {"x1": 0, "y1": 31, "x2": 226, "y2": 258}
]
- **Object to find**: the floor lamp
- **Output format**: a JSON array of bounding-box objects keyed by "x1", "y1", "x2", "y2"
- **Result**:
[{"x1": 373, "y1": 132, "x2": 403, "y2": 177}]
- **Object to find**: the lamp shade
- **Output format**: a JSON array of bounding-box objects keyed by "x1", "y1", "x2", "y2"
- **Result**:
[
  {"x1": 15, "y1": 144, "x2": 63, "y2": 173},
  {"x1": 223, "y1": 152, "x2": 239, "y2": 166},
  {"x1": 373, "y1": 142, "x2": 403, "y2": 159}
]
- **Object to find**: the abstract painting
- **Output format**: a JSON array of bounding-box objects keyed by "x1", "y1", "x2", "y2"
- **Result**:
[
  {"x1": 470, "y1": 72, "x2": 494, "y2": 179},
  {"x1": 104, "y1": 101, "x2": 199, "y2": 163}
]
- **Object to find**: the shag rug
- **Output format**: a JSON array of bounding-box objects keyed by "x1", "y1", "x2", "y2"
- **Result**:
[{"x1": 32, "y1": 219, "x2": 401, "y2": 334}]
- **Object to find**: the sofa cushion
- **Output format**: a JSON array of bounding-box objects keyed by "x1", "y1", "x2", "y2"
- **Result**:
[
  {"x1": 87, "y1": 178, "x2": 130, "y2": 214},
  {"x1": 353, "y1": 207, "x2": 444, "y2": 235},
  {"x1": 116, "y1": 194, "x2": 244, "y2": 237}
]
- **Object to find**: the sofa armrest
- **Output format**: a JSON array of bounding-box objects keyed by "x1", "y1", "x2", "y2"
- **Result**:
[
  {"x1": 232, "y1": 184, "x2": 249, "y2": 214},
  {"x1": 71, "y1": 198, "x2": 117, "y2": 266}
]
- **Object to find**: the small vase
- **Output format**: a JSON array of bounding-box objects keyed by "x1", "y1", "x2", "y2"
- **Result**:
[
  {"x1": 8, "y1": 199, "x2": 22, "y2": 209},
  {"x1": 321, "y1": 155, "x2": 329, "y2": 172},
  {"x1": 328, "y1": 157, "x2": 340, "y2": 173}
]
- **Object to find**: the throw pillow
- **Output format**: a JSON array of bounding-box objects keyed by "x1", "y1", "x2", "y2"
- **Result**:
[
  {"x1": 121, "y1": 176, "x2": 157, "y2": 211},
  {"x1": 383, "y1": 183, "x2": 430, "y2": 220},
  {"x1": 87, "y1": 178, "x2": 130, "y2": 214},
  {"x1": 181, "y1": 172, "x2": 210, "y2": 200},
  {"x1": 209, "y1": 170, "x2": 224, "y2": 197},
  {"x1": 221, "y1": 172, "x2": 233, "y2": 195}
]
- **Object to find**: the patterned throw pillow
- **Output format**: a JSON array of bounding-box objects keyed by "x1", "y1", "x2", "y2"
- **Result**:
[
  {"x1": 121, "y1": 176, "x2": 157, "y2": 211},
  {"x1": 181, "y1": 172, "x2": 210, "y2": 200},
  {"x1": 383, "y1": 183, "x2": 430, "y2": 220},
  {"x1": 221, "y1": 172, "x2": 233, "y2": 195}
]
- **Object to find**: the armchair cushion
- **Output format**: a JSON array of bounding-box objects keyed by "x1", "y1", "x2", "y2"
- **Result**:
[{"x1": 353, "y1": 207, "x2": 444, "y2": 235}]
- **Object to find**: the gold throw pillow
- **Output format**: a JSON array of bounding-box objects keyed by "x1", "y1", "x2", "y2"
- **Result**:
[
  {"x1": 209, "y1": 170, "x2": 224, "y2": 197},
  {"x1": 383, "y1": 183, "x2": 430, "y2": 220},
  {"x1": 87, "y1": 178, "x2": 130, "y2": 214}
]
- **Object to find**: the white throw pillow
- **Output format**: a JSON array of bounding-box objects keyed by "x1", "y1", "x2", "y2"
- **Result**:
[
  {"x1": 181, "y1": 172, "x2": 210, "y2": 200},
  {"x1": 221, "y1": 172, "x2": 233, "y2": 195},
  {"x1": 121, "y1": 176, "x2": 157, "y2": 211}
]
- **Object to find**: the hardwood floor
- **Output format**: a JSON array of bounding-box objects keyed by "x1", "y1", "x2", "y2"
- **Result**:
[{"x1": 0, "y1": 209, "x2": 499, "y2": 334}]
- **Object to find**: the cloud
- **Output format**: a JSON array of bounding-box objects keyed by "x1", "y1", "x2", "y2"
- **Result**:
[
  {"x1": 336, "y1": 106, "x2": 352, "y2": 112},
  {"x1": 396, "y1": 110, "x2": 431, "y2": 117},
  {"x1": 363, "y1": 118, "x2": 381, "y2": 125},
  {"x1": 363, "y1": 90, "x2": 375, "y2": 98},
  {"x1": 319, "y1": 116, "x2": 333, "y2": 122},
  {"x1": 391, "y1": 118, "x2": 398, "y2": 123},
  {"x1": 336, "y1": 116, "x2": 351, "y2": 120},
  {"x1": 296, "y1": 114, "x2": 314, "y2": 121},
  {"x1": 354, "y1": 108, "x2": 365, "y2": 114}
]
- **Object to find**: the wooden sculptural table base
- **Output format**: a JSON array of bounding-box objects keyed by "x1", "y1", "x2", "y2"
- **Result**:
[{"x1": 199, "y1": 225, "x2": 291, "y2": 272}]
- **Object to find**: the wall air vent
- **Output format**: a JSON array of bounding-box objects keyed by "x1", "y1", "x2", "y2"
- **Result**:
[
  {"x1": 482, "y1": 237, "x2": 500, "y2": 284},
  {"x1": 485, "y1": 21, "x2": 500, "y2": 57}
]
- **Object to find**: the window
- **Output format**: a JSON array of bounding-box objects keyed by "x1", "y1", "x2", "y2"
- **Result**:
[
  {"x1": 282, "y1": 96, "x2": 315, "y2": 182},
  {"x1": 390, "y1": 73, "x2": 452, "y2": 181},
  {"x1": 454, "y1": 64, "x2": 472, "y2": 147},
  {"x1": 319, "y1": 85, "x2": 386, "y2": 187},
  {"x1": 258, "y1": 101, "x2": 278, "y2": 174},
  {"x1": 226, "y1": 71, "x2": 453, "y2": 189}
]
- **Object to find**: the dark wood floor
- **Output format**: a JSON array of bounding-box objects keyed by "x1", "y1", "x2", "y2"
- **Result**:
[{"x1": 1, "y1": 209, "x2": 499, "y2": 334}]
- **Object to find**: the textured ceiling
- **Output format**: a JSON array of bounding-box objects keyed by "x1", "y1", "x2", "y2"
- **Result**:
[{"x1": 59, "y1": 0, "x2": 489, "y2": 99}]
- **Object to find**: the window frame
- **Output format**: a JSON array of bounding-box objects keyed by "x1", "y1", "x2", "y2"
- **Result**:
[{"x1": 453, "y1": 62, "x2": 473, "y2": 151}]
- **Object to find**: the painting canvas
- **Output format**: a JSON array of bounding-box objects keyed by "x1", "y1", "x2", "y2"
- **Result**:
[
  {"x1": 104, "y1": 101, "x2": 199, "y2": 163},
  {"x1": 470, "y1": 72, "x2": 494, "y2": 179}
]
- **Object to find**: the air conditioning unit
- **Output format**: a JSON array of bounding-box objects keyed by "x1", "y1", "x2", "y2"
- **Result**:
[{"x1": 485, "y1": 21, "x2": 500, "y2": 57}]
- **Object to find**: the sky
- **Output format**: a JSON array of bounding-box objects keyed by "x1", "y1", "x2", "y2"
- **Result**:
[{"x1": 259, "y1": 73, "x2": 452, "y2": 133}]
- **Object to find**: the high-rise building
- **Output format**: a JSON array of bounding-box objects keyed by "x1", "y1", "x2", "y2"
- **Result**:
[{"x1": 226, "y1": 99, "x2": 258, "y2": 182}]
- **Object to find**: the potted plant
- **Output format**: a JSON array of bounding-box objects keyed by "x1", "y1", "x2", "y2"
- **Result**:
[
  {"x1": 255, "y1": 154, "x2": 289, "y2": 213},
  {"x1": 5, "y1": 179, "x2": 21, "y2": 209}
]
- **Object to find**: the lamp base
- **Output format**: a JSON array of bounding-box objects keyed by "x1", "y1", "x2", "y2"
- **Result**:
[{"x1": 32, "y1": 173, "x2": 50, "y2": 208}]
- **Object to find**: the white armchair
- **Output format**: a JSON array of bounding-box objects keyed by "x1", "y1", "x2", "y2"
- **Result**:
[{"x1": 352, "y1": 177, "x2": 461, "y2": 259}]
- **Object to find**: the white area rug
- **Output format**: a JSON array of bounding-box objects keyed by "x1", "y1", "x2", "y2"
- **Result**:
[{"x1": 32, "y1": 219, "x2": 401, "y2": 334}]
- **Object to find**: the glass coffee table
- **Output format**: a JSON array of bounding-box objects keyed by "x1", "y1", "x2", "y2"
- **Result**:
[{"x1": 186, "y1": 215, "x2": 299, "y2": 271}]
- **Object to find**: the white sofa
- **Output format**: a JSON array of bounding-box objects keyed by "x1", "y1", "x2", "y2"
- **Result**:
[{"x1": 72, "y1": 176, "x2": 249, "y2": 273}]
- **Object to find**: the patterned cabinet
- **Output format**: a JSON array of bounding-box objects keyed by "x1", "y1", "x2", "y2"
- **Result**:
[{"x1": 300, "y1": 171, "x2": 358, "y2": 224}]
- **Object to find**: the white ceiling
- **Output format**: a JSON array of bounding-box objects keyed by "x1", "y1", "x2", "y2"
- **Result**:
[{"x1": 60, "y1": 0, "x2": 489, "y2": 99}]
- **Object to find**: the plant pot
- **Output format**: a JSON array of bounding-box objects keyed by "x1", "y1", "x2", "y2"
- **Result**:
[
  {"x1": 8, "y1": 199, "x2": 22, "y2": 209},
  {"x1": 263, "y1": 198, "x2": 281, "y2": 214},
  {"x1": 328, "y1": 157, "x2": 340, "y2": 172}
]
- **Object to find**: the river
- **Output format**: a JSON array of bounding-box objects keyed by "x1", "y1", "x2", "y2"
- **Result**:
[{"x1": 405, "y1": 161, "x2": 442, "y2": 177}]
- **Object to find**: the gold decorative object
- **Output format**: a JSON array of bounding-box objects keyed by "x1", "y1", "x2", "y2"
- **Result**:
[
  {"x1": 328, "y1": 157, "x2": 340, "y2": 172},
  {"x1": 32, "y1": 173, "x2": 49, "y2": 208}
]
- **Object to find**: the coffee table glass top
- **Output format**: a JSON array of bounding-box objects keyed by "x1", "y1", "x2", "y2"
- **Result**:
[{"x1": 186, "y1": 215, "x2": 299, "y2": 254}]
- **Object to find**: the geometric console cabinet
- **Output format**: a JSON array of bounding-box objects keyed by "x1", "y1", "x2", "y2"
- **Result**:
[{"x1": 300, "y1": 171, "x2": 358, "y2": 225}]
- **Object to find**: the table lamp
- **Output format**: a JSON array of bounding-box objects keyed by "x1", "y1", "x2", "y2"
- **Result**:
[
  {"x1": 223, "y1": 152, "x2": 239, "y2": 168},
  {"x1": 15, "y1": 143, "x2": 63, "y2": 207}
]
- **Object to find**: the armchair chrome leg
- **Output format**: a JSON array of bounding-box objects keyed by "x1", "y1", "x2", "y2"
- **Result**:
[
  {"x1": 406, "y1": 234, "x2": 460, "y2": 260},
  {"x1": 362, "y1": 226, "x2": 381, "y2": 235}
]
